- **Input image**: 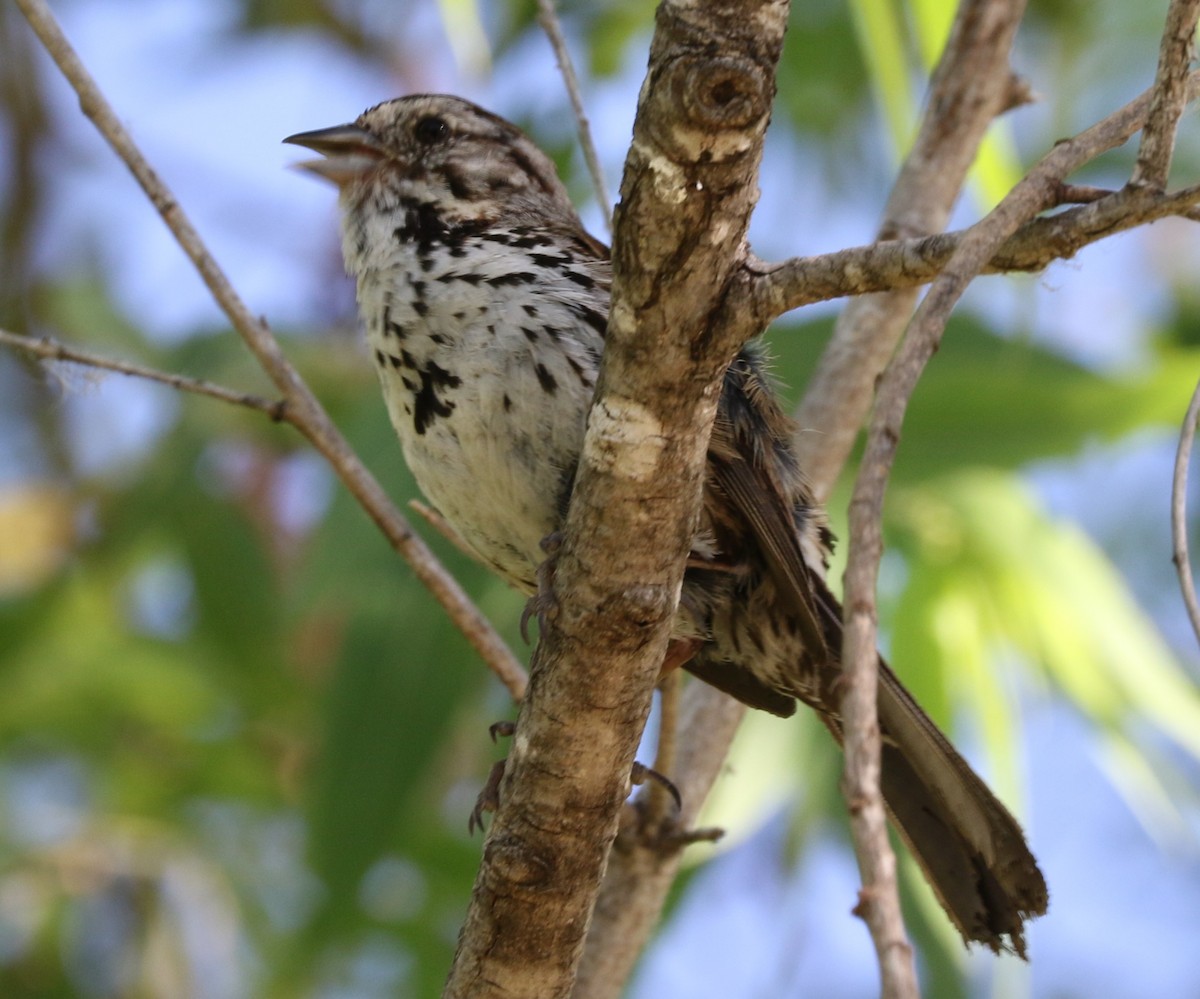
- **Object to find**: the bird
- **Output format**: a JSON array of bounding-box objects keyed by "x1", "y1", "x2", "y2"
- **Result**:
[{"x1": 285, "y1": 93, "x2": 1048, "y2": 956}]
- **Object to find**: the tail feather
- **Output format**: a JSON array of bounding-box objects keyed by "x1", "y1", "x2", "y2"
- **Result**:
[
  {"x1": 873, "y1": 664, "x2": 1047, "y2": 956},
  {"x1": 809, "y1": 577, "x2": 1047, "y2": 955}
]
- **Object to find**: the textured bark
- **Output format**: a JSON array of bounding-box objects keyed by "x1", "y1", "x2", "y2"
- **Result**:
[
  {"x1": 442, "y1": 2, "x2": 787, "y2": 997},
  {"x1": 575, "y1": 2, "x2": 1030, "y2": 994}
]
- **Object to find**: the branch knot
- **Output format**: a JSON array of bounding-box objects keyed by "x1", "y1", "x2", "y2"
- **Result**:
[
  {"x1": 675, "y1": 55, "x2": 767, "y2": 131},
  {"x1": 646, "y1": 54, "x2": 770, "y2": 162}
]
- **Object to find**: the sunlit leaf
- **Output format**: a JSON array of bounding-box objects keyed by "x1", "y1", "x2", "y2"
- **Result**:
[{"x1": 888, "y1": 470, "x2": 1200, "y2": 836}]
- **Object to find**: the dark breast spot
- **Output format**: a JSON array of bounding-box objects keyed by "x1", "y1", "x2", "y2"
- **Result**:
[
  {"x1": 535, "y1": 363, "x2": 558, "y2": 395},
  {"x1": 486, "y1": 271, "x2": 538, "y2": 288},
  {"x1": 413, "y1": 360, "x2": 463, "y2": 435}
]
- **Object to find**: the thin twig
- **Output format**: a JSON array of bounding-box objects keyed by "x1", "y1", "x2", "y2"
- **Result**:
[
  {"x1": 406, "y1": 509, "x2": 529, "y2": 699},
  {"x1": 410, "y1": 498, "x2": 484, "y2": 563},
  {"x1": 536, "y1": 0, "x2": 612, "y2": 232},
  {"x1": 839, "y1": 13, "x2": 1181, "y2": 986},
  {"x1": 14, "y1": 0, "x2": 527, "y2": 699},
  {"x1": 742, "y1": 177, "x2": 1200, "y2": 321},
  {"x1": 752, "y1": 70, "x2": 1200, "y2": 329},
  {"x1": 0, "y1": 328, "x2": 287, "y2": 419},
  {"x1": 1172, "y1": 375, "x2": 1200, "y2": 646},
  {"x1": 1057, "y1": 182, "x2": 1112, "y2": 204},
  {"x1": 830, "y1": 5, "x2": 1033, "y2": 986},
  {"x1": 1132, "y1": 0, "x2": 1200, "y2": 189}
]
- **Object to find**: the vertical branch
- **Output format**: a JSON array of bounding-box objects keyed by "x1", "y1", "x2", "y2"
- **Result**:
[
  {"x1": 581, "y1": 4, "x2": 1031, "y2": 995},
  {"x1": 831, "y1": 3, "x2": 1029, "y2": 993},
  {"x1": 836, "y1": 49, "x2": 1165, "y2": 986},
  {"x1": 444, "y1": 0, "x2": 787, "y2": 994},
  {"x1": 1172, "y1": 372, "x2": 1200, "y2": 646},
  {"x1": 792, "y1": 0, "x2": 1031, "y2": 496}
]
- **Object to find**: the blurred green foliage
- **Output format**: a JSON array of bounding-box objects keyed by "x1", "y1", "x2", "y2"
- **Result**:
[{"x1": 1, "y1": 0, "x2": 1198, "y2": 996}]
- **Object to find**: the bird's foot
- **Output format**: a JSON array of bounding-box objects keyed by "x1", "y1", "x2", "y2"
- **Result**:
[
  {"x1": 630, "y1": 762, "x2": 682, "y2": 811},
  {"x1": 520, "y1": 531, "x2": 563, "y2": 643},
  {"x1": 468, "y1": 759, "x2": 506, "y2": 835}
]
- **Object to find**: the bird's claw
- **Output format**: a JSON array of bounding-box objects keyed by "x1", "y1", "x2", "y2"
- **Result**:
[
  {"x1": 469, "y1": 759, "x2": 507, "y2": 835},
  {"x1": 520, "y1": 531, "x2": 564, "y2": 643},
  {"x1": 630, "y1": 761, "x2": 682, "y2": 811}
]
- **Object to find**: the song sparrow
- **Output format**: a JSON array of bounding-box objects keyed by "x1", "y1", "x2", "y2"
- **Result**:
[{"x1": 286, "y1": 94, "x2": 1048, "y2": 955}]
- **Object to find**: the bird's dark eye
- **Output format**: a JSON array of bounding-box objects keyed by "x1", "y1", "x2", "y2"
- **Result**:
[{"x1": 414, "y1": 115, "x2": 450, "y2": 144}]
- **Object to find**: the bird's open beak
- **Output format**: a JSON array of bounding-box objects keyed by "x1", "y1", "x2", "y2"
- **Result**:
[{"x1": 283, "y1": 124, "x2": 387, "y2": 185}]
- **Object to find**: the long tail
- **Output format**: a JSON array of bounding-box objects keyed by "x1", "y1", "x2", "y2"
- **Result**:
[
  {"x1": 871, "y1": 662, "x2": 1046, "y2": 955},
  {"x1": 814, "y1": 582, "x2": 1048, "y2": 956}
]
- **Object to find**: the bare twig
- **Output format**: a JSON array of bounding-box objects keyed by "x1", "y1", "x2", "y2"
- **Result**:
[
  {"x1": 1132, "y1": 0, "x2": 1200, "y2": 189},
  {"x1": 410, "y1": 498, "x2": 483, "y2": 563},
  {"x1": 837, "y1": 9, "x2": 1187, "y2": 988},
  {"x1": 1172, "y1": 375, "x2": 1200, "y2": 647},
  {"x1": 536, "y1": 0, "x2": 612, "y2": 231},
  {"x1": 789, "y1": 0, "x2": 1030, "y2": 503},
  {"x1": 797, "y1": 2, "x2": 1029, "y2": 993},
  {"x1": 13, "y1": 0, "x2": 526, "y2": 697},
  {"x1": 749, "y1": 70, "x2": 1200, "y2": 328},
  {"x1": 0, "y1": 328, "x2": 286, "y2": 419},
  {"x1": 406, "y1": 502, "x2": 530, "y2": 697},
  {"x1": 743, "y1": 178, "x2": 1200, "y2": 319}
]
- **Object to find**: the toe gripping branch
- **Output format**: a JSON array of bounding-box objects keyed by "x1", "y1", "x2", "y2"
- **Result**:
[
  {"x1": 467, "y1": 722, "x2": 689, "y2": 836},
  {"x1": 520, "y1": 531, "x2": 563, "y2": 644}
]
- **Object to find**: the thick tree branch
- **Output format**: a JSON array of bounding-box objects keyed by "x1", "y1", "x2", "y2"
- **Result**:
[
  {"x1": 443, "y1": 1, "x2": 787, "y2": 996},
  {"x1": 13, "y1": 0, "x2": 526, "y2": 701},
  {"x1": 578, "y1": 3, "x2": 1033, "y2": 994}
]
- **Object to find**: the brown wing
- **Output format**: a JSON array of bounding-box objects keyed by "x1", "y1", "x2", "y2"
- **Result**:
[
  {"x1": 690, "y1": 346, "x2": 1048, "y2": 953},
  {"x1": 706, "y1": 349, "x2": 830, "y2": 667}
]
